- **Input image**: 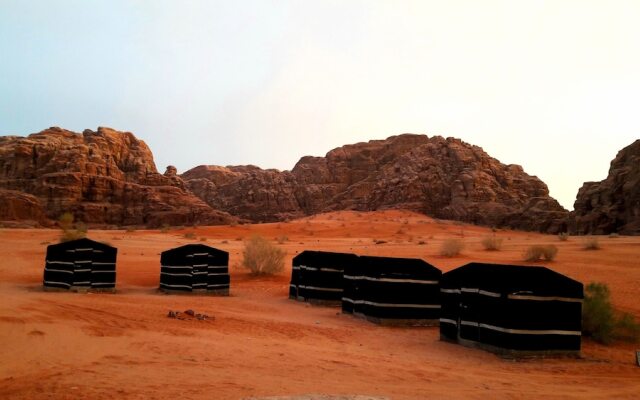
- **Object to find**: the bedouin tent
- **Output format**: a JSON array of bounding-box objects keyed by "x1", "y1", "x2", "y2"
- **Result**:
[
  {"x1": 440, "y1": 262, "x2": 583, "y2": 355},
  {"x1": 290, "y1": 250, "x2": 359, "y2": 305},
  {"x1": 159, "y1": 244, "x2": 230, "y2": 294},
  {"x1": 342, "y1": 255, "x2": 441, "y2": 326},
  {"x1": 43, "y1": 238, "x2": 117, "y2": 292}
]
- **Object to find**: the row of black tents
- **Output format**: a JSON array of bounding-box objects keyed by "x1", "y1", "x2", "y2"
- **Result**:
[
  {"x1": 290, "y1": 250, "x2": 583, "y2": 356},
  {"x1": 43, "y1": 238, "x2": 230, "y2": 295}
]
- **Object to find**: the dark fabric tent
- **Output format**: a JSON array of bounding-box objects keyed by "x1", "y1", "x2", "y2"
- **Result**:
[
  {"x1": 159, "y1": 244, "x2": 230, "y2": 295},
  {"x1": 440, "y1": 262, "x2": 583, "y2": 355},
  {"x1": 342, "y1": 255, "x2": 441, "y2": 326},
  {"x1": 43, "y1": 238, "x2": 117, "y2": 292},
  {"x1": 290, "y1": 250, "x2": 358, "y2": 305}
]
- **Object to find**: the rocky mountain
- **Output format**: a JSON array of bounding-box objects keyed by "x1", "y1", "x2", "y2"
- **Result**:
[
  {"x1": 183, "y1": 134, "x2": 569, "y2": 232},
  {"x1": 572, "y1": 140, "x2": 640, "y2": 235},
  {"x1": 0, "y1": 127, "x2": 236, "y2": 227}
]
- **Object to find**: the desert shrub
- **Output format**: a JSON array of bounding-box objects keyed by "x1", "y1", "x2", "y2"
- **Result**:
[
  {"x1": 608, "y1": 233, "x2": 619, "y2": 239},
  {"x1": 440, "y1": 239, "x2": 464, "y2": 257},
  {"x1": 276, "y1": 235, "x2": 289, "y2": 244},
  {"x1": 183, "y1": 232, "x2": 196, "y2": 239},
  {"x1": 582, "y1": 238, "x2": 600, "y2": 250},
  {"x1": 242, "y1": 235, "x2": 285, "y2": 275},
  {"x1": 160, "y1": 224, "x2": 170, "y2": 233},
  {"x1": 125, "y1": 227, "x2": 136, "y2": 233},
  {"x1": 523, "y1": 245, "x2": 558, "y2": 262},
  {"x1": 582, "y1": 282, "x2": 640, "y2": 344},
  {"x1": 58, "y1": 213, "x2": 87, "y2": 242},
  {"x1": 558, "y1": 232, "x2": 569, "y2": 241},
  {"x1": 481, "y1": 236, "x2": 503, "y2": 251}
]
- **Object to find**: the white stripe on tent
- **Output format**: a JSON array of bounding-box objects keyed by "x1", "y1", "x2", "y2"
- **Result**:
[
  {"x1": 507, "y1": 294, "x2": 583, "y2": 303},
  {"x1": 74, "y1": 269, "x2": 90, "y2": 272},
  {"x1": 75, "y1": 248, "x2": 93, "y2": 251},
  {"x1": 161, "y1": 265, "x2": 192, "y2": 270},
  {"x1": 73, "y1": 281, "x2": 90, "y2": 285},
  {"x1": 319, "y1": 267, "x2": 342, "y2": 272},
  {"x1": 292, "y1": 266, "x2": 300, "y2": 270},
  {"x1": 207, "y1": 284, "x2": 229, "y2": 288},
  {"x1": 460, "y1": 288, "x2": 501, "y2": 298},
  {"x1": 91, "y1": 282, "x2": 115, "y2": 286},
  {"x1": 160, "y1": 283, "x2": 191, "y2": 289},
  {"x1": 440, "y1": 288, "x2": 461, "y2": 294},
  {"x1": 298, "y1": 285, "x2": 342, "y2": 292},
  {"x1": 74, "y1": 260, "x2": 92, "y2": 264},
  {"x1": 440, "y1": 318, "x2": 457, "y2": 325},
  {"x1": 47, "y1": 260, "x2": 74, "y2": 266},
  {"x1": 342, "y1": 297, "x2": 354, "y2": 303},
  {"x1": 44, "y1": 268, "x2": 73, "y2": 274},
  {"x1": 343, "y1": 275, "x2": 437, "y2": 284},
  {"x1": 459, "y1": 320, "x2": 581, "y2": 336},
  {"x1": 92, "y1": 250, "x2": 104, "y2": 253},
  {"x1": 351, "y1": 300, "x2": 440, "y2": 309},
  {"x1": 44, "y1": 280, "x2": 71, "y2": 287},
  {"x1": 193, "y1": 264, "x2": 208, "y2": 267},
  {"x1": 207, "y1": 266, "x2": 227, "y2": 269},
  {"x1": 93, "y1": 262, "x2": 115, "y2": 266},
  {"x1": 160, "y1": 272, "x2": 192, "y2": 277},
  {"x1": 192, "y1": 253, "x2": 209, "y2": 256},
  {"x1": 91, "y1": 270, "x2": 114, "y2": 274},
  {"x1": 208, "y1": 273, "x2": 228, "y2": 276},
  {"x1": 192, "y1": 283, "x2": 207, "y2": 287},
  {"x1": 193, "y1": 271, "x2": 207, "y2": 275}
]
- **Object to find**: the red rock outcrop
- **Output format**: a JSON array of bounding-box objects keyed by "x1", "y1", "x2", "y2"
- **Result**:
[
  {"x1": 0, "y1": 127, "x2": 236, "y2": 227},
  {"x1": 183, "y1": 134, "x2": 569, "y2": 232},
  {"x1": 572, "y1": 140, "x2": 640, "y2": 235}
]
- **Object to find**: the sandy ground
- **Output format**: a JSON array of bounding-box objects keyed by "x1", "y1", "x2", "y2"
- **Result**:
[{"x1": 0, "y1": 210, "x2": 639, "y2": 399}]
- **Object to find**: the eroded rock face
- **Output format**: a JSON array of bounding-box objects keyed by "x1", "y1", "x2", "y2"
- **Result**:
[
  {"x1": 573, "y1": 140, "x2": 640, "y2": 235},
  {"x1": 0, "y1": 127, "x2": 236, "y2": 227},
  {"x1": 183, "y1": 134, "x2": 569, "y2": 232}
]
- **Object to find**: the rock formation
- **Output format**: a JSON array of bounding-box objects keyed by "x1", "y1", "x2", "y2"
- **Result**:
[
  {"x1": 183, "y1": 134, "x2": 569, "y2": 232},
  {"x1": 572, "y1": 140, "x2": 640, "y2": 235},
  {"x1": 0, "y1": 127, "x2": 236, "y2": 227}
]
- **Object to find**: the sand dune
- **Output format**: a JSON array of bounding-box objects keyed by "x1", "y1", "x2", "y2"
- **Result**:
[{"x1": 1, "y1": 210, "x2": 639, "y2": 399}]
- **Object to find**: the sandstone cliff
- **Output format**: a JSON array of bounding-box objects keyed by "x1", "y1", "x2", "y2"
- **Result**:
[
  {"x1": 0, "y1": 127, "x2": 236, "y2": 227},
  {"x1": 573, "y1": 140, "x2": 640, "y2": 235},
  {"x1": 183, "y1": 134, "x2": 569, "y2": 232}
]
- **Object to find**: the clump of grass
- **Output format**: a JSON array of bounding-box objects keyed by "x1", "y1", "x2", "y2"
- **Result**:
[
  {"x1": 276, "y1": 235, "x2": 289, "y2": 244},
  {"x1": 523, "y1": 245, "x2": 558, "y2": 262},
  {"x1": 183, "y1": 232, "x2": 196, "y2": 239},
  {"x1": 558, "y1": 232, "x2": 569, "y2": 241},
  {"x1": 583, "y1": 282, "x2": 640, "y2": 344},
  {"x1": 242, "y1": 235, "x2": 285, "y2": 276},
  {"x1": 481, "y1": 236, "x2": 503, "y2": 251},
  {"x1": 608, "y1": 233, "x2": 619, "y2": 239},
  {"x1": 440, "y1": 239, "x2": 464, "y2": 257},
  {"x1": 58, "y1": 212, "x2": 88, "y2": 242},
  {"x1": 125, "y1": 227, "x2": 136, "y2": 233},
  {"x1": 160, "y1": 224, "x2": 170, "y2": 233},
  {"x1": 582, "y1": 238, "x2": 600, "y2": 250}
]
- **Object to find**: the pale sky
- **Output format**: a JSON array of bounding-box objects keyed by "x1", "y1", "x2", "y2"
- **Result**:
[{"x1": 1, "y1": 0, "x2": 639, "y2": 210}]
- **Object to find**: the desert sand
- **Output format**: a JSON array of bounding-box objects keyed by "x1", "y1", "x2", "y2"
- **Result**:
[{"x1": 1, "y1": 210, "x2": 639, "y2": 399}]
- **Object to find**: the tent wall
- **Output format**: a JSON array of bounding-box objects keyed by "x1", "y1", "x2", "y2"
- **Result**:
[
  {"x1": 43, "y1": 238, "x2": 117, "y2": 292},
  {"x1": 440, "y1": 263, "x2": 583, "y2": 354},
  {"x1": 290, "y1": 251, "x2": 358, "y2": 305},
  {"x1": 159, "y1": 245, "x2": 229, "y2": 294}
]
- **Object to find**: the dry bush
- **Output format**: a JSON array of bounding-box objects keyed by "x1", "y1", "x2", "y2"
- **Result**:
[
  {"x1": 183, "y1": 232, "x2": 196, "y2": 239},
  {"x1": 276, "y1": 235, "x2": 289, "y2": 244},
  {"x1": 523, "y1": 245, "x2": 558, "y2": 262},
  {"x1": 582, "y1": 238, "x2": 600, "y2": 250},
  {"x1": 608, "y1": 233, "x2": 619, "y2": 239},
  {"x1": 160, "y1": 224, "x2": 170, "y2": 233},
  {"x1": 58, "y1": 213, "x2": 87, "y2": 243},
  {"x1": 481, "y1": 236, "x2": 503, "y2": 251},
  {"x1": 583, "y1": 282, "x2": 640, "y2": 344},
  {"x1": 242, "y1": 235, "x2": 285, "y2": 276},
  {"x1": 440, "y1": 239, "x2": 464, "y2": 257},
  {"x1": 558, "y1": 232, "x2": 569, "y2": 241}
]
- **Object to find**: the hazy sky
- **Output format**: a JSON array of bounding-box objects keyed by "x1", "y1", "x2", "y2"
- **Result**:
[{"x1": 1, "y1": 1, "x2": 639, "y2": 210}]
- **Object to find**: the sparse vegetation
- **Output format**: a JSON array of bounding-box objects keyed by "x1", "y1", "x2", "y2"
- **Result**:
[
  {"x1": 373, "y1": 239, "x2": 387, "y2": 245},
  {"x1": 58, "y1": 212, "x2": 87, "y2": 242},
  {"x1": 125, "y1": 227, "x2": 136, "y2": 233},
  {"x1": 183, "y1": 232, "x2": 196, "y2": 239},
  {"x1": 582, "y1": 282, "x2": 640, "y2": 344},
  {"x1": 558, "y1": 232, "x2": 569, "y2": 241},
  {"x1": 523, "y1": 245, "x2": 558, "y2": 262},
  {"x1": 276, "y1": 235, "x2": 289, "y2": 244},
  {"x1": 242, "y1": 235, "x2": 285, "y2": 275},
  {"x1": 160, "y1": 224, "x2": 170, "y2": 233},
  {"x1": 481, "y1": 235, "x2": 503, "y2": 251},
  {"x1": 199, "y1": 237, "x2": 207, "y2": 242},
  {"x1": 418, "y1": 240, "x2": 426, "y2": 245},
  {"x1": 582, "y1": 238, "x2": 601, "y2": 250},
  {"x1": 440, "y1": 239, "x2": 464, "y2": 257},
  {"x1": 608, "y1": 233, "x2": 619, "y2": 239}
]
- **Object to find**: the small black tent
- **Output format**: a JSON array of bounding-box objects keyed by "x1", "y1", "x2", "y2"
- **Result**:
[
  {"x1": 43, "y1": 238, "x2": 117, "y2": 292},
  {"x1": 342, "y1": 255, "x2": 441, "y2": 326},
  {"x1": 440, "y1": 262, "x2": 583, "y2": 355},
  {"x1": 159, "y1": 244, "x2": 230, "y2": 294},
  {"x1": 290, "y1": 250, "x2": 358, "y2": 305}
]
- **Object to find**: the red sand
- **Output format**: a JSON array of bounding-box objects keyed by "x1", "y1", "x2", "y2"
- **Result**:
[{"x1": 1, "y1": 210, "x2": 639, "y2": 399}]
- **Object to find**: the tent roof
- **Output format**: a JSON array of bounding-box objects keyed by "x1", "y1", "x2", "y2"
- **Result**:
[
  {"x1": 46, "y1": 237, "x2": 116, "y2": 252},
  {"x1": 442, "y1": 262, "x2": 583, "y2": 298},
  {"x1": 161, "y1": 243, "x2": 228, "y2": 257},
  {"x1": 358, "y1": 255, "x2": 441, "y2": 276}
]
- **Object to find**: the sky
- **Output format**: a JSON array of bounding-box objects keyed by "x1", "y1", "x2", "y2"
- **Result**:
[{"x1": 1, "y1": 0, "x2": 639, "y2": 210}]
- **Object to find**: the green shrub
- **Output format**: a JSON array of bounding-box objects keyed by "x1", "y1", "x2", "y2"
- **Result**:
[
  {"x1": 242, "y1": 235, "x2": 285, "y2": 275},
  {"x1": 440, "y1": 239, "x2": 464, "y2": 257},
  {"x1": 523, "y1": 245, "x2": 558, "y2": 262},
  {"x1": 481, "y1": 236, "x2": 503, "y2": 251},
  {"x1": 558, "y1": 232, "x2": 569, "y2": 241},
  {"x1": 582, "y1": 238, "x2": 600, "y2": 250},
  {"x1": 582, "y1": 282, "x2": 640, "y2": 344}
]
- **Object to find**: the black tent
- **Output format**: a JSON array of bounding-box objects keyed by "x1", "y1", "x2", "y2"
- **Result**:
[
  {"x1": 440, "y1": 262, "x2": 583, "y2": 355},
  {"x1": 159, "y1": 244, "x2": 230, "y2": 294},
  {"x1": 43, "y1": 238, "x2": 117, "y2": 292},
  {"x1": 290, "y1": 250, "x2": 358, "y2": 305},
  {"x1": 342, "y1": 255, "x2": 441, "y2": 326}
]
